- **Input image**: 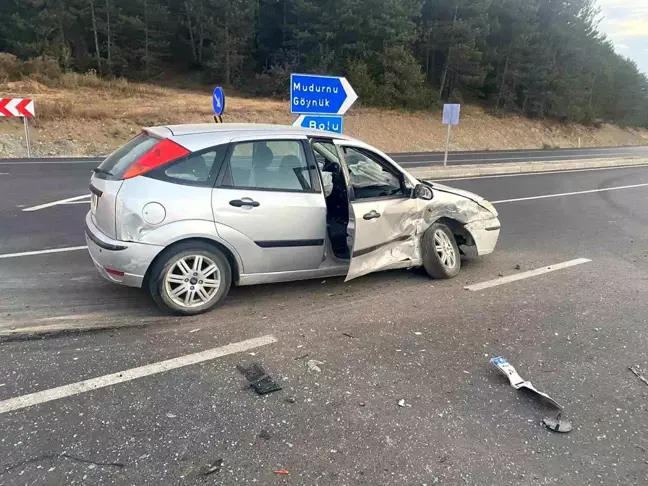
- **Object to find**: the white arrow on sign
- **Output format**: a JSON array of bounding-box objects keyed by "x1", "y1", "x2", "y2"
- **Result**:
[
  {"x1": 339, "y1": 78, "x2": 358, "y2": 115},
  {"x1": 214, "y1": 95, "x2": 222, "y2": 109}
]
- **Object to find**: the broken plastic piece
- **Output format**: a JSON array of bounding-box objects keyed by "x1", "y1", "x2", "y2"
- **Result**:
[
  {"x1": 200, "y1": 458, "x2": 223, "y2": 476},
  {"x1": 307, "y1": 360, "x2": 324, "y2": 373},
  {"x1": 543, "y1": 415, "x2": 572, "y2": 433},
  {"x1": 274, "y1": 469, "x2": 290, "y2": 475},
  {"x1": 237, "y1": 362, "x2": 282, "y2": 395},
  {"x1": 490, "y1": 357, "x2": 563, "y2": 409}
]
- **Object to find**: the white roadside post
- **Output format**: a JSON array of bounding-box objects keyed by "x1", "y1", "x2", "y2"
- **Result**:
[
  {"x1": 442, "y1": 104, "x2": 461, "y2": 167},
  {"x1": 0, "y1": 98, "x2": 36, "y2": 157}
]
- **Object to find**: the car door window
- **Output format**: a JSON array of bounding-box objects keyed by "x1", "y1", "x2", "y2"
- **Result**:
[
  {"x1": 226, "y1": 140, "x2": 313, "y2": 192},
  {"x1": 342, "y1": 147, "x2": 404, "y2": 200}
]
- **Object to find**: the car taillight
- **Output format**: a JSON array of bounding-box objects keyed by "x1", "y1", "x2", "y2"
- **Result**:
[{"x1": 121, "y1": 138, "x2": 190, "y2": 180}]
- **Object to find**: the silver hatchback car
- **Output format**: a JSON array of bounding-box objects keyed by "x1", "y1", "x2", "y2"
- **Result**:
[{"x1": 86, "y1": 124, "x2": 500, "y2": 315}]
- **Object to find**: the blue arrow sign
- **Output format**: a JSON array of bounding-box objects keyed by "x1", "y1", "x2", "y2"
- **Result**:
[
  {"x1": 291, "y1": 74, "x2": 358, "y2": 115},
  {"x1": 212, "y1": 86, "x2": 225, "y2": 116},
  {"x1": 293, "y1": 115, "x2": 344, "y2": 134}
]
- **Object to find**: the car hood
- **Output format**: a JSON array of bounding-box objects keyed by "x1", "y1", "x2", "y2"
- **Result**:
[{"x1": 430, "y1": 183, "x2": 484, "y2": 204}]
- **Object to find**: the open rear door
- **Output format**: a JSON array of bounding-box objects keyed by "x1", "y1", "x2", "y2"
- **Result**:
[{"x1": 333, "y1": 141, "x2": 423, "y2": 281}]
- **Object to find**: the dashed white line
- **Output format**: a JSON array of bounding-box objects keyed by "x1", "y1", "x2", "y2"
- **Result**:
[
  {"x1": 435, "y1": 164, "x2": 648, "y2": 181},
  {"x1": 0, "y1": 246, "x2": 88, "y2": 259},
  {"x1": 491, "y1": 182, "x2": 648, "y2": 204},
  {"x1": 0, "y1": 335, "x2": 278, "y2": 415},
  {"x1": 22, "y1": 194, "x2": 91, "y2": 212},
  {"x1": 465, "y1": 258, "x2": 592, "y2": 291}
]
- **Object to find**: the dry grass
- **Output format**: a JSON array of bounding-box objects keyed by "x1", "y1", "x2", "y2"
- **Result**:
[{"x1": 1, "y1": 75, "x2": 647, "y2": 156}]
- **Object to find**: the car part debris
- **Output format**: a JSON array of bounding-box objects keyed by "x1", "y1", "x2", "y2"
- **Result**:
[
  {"x1": 237, "y1": 362, "x2": 282, "y2": 395},
  {"x1": 274, "y1": 468, "x2": 290, "y2": 476},
  {"x1": 629, "y1": 367, "x2": 648, "y2": 387},
  {"x1": 543, "y1": 414, "x2": 572, "y2": 433},
  {"x1": 307, "y1": 360, "x2": 324, "y2": 372},
  {"x1": 258, "y1": 430, "x2": 272, "y2": 441},
  {"x1": 490, "y1": 357, "x2": 563, "y2": 409},
  {"x1": 200, "y1": 458, "x2": 223, "y2": 476}
]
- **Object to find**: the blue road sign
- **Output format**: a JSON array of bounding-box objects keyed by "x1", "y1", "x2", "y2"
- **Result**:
[
  {"x1": 443, "y1": 104, "x2": 461, "y2": 125},
  {"x1": 291, "y1": 74, "x2": 358, "y2": 115},
  {"x1": 212, "y1": 86, "x2": 225, "y2": 116},
  {"x1": 293, "y1": 115, "x2": 344, "y2": 134}
]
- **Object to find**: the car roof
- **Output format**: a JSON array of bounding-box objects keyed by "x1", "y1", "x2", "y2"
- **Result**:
[{"x1": 148, "y1": 123, "x2": 355, "y2": 141}]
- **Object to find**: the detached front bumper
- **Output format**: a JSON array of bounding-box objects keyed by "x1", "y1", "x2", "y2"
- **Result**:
[
  {"x1": 85, "y1": 212, "x2": 164, "y2": 288},
  {"x1": 463, "y1": 217, "x2": 501, "y2": 257}
]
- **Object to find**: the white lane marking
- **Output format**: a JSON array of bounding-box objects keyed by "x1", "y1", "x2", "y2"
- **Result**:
[
  {"x1": 62, "y1": 200, "x2": 92, "y2": 205},
  {"x1": 436, "y1": 164, "x2": 648, "y2": 181},
  {"x1": 22, "y1": 194, "x2": 91, "y2": 212},
  {"x1": 492, "y1": 182, "x2": 648, "y2": 204},
  {"x1": 0, "y1": 172, "x2": 9, "y2": 175},
  {"x1": 0, "y1": 335, "x2": 278, "y2": 415},
  {"x1": 0, "y1": 246, "x2": 88, "y2": 259},
  {"x1": 465, "y1": 258, "x2": 592, "y2": 292}
]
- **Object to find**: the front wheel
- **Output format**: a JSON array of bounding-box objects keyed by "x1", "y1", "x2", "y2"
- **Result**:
[
  {"x1": 149, "y1": 242, "x2": 232, "y2": 315},
  {"x1": 421, "y1": 223, "x2": 461, "y2": 279}
]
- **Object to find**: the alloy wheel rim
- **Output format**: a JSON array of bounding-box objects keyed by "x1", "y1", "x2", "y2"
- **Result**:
[
  {"x1": 164, "y1": 255, "x2": 221, "y2": 308},
  {"x1": 434, "y1": 230, "x2": 456, "y2": 269}
]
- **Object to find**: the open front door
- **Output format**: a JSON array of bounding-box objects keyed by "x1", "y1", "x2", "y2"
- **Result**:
[{"x1": 334, "y1": 141, "x2": 423, "y2": 281}]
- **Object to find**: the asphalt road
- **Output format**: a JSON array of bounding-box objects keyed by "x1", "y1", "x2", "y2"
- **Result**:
[
  {"x1": 2, "y1": 163, "x2": 648, "y2": 484},
  {"x1": 3, "y1": 144, "x2": 648, "y2": 169}
]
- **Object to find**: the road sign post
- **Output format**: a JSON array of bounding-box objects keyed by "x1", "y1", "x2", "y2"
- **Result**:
[
  {"x1": 212, "y1": 86, "x2": 226, "y2": 123},
  {"x1": 290, "y1": 73, "x2": 357, "y2": 134},
  {"x1": 0, "y1": 98, "x2": 35, "y2": 157},
  {"x1": 442, "y1": 104, "x2": 461, "y2": 167}
]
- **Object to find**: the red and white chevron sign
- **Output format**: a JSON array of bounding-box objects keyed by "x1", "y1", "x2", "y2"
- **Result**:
[{"x1": 0, "y1": 98, "x2": 35, "y2": 118}]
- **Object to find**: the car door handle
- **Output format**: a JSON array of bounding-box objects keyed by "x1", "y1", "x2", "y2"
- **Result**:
[
  {"x1": 230, "y1": 198, "x2": 260, "y2": 208},
  {"x1": 363, "y1": 210, "x2": 381, "y2": 221}
]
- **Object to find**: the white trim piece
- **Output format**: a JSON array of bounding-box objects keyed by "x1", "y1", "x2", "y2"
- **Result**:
[
  {"x1": 22, "y1": 194, "x2": 91, "y2": 212},
  {"x1": 0, "y1": 335, "x2": 278, "y2": 415},
  {"x1": 339, "y1": 77, "x2": 359, "y2": 115},
  {"x1": 465, "y1": 258, "x2": 592, "y2": 292},
  {"x1": 0, "y1": 246, "x2": 88, "y2": 259},
  {"x1": 492, "y1": 183, "x2": 648, "y2": 204}
]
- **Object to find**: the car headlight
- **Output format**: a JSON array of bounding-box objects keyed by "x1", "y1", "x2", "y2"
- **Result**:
[{"x1": 478, "y1": 200, "x2": 498, "y2": 217}]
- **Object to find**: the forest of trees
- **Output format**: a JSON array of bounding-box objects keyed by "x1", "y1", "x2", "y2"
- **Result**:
[{"x1": 1, "y1": 0, "x2": 648, "y2": 127}]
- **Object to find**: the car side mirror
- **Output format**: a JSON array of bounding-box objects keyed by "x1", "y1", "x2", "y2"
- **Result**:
[{"x1": 414, "y1": 184, "x2": 433, "y2": 201}]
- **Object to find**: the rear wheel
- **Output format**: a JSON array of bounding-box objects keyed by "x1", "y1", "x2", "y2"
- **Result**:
[
  {"x1": 149, "y1": 242, "x2": 232, "y2": 315},
  {"x1": 421, "y1": 223, "x2": 461, "y2": 279}
]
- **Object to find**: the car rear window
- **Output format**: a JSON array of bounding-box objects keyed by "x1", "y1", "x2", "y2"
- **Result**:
[{"x1": 96, "y1": 133, "x2": 159, "y2": 179}]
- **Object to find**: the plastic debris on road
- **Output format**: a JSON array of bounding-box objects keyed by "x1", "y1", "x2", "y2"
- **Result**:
[
  {"x1": 490, "y1": 357, "x2": 563, "y2": 409},
  {"x1": 237, "y1": 362, "x2": 282, "y2": 395},
  {"x1": 307, "y1": 360, "x2": 324, "y2": 373},
  {"x1": 543, "y1": 415, "x2": 573, "y2": 433}
]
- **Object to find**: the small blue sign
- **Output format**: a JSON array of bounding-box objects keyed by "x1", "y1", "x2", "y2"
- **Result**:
[
  {"x1": 212, "y1": 86, "x2": 225, "y2": 116},
  {"x1": 443, "y1": 104, "x2": 461, "y2": 126},
  {"x1": 290, "y1": 74, "x2": 358, "y2": 115},
  {"x1": 293, "y1": 115, "x2": 344, "y2": 134}
]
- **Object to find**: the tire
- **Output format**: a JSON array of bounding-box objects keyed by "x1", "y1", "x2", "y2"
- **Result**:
[
  {"x1": 149, "y1": 242, "x2": 232, "y2": 315},
  {"x1": 421, "y1": 223, "x2": 461, "y2": 279}
]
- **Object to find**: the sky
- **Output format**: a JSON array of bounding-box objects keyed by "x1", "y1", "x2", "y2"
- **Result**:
[{"x1": 597, "y1": 0, "x2": 648, "y2": 74}]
